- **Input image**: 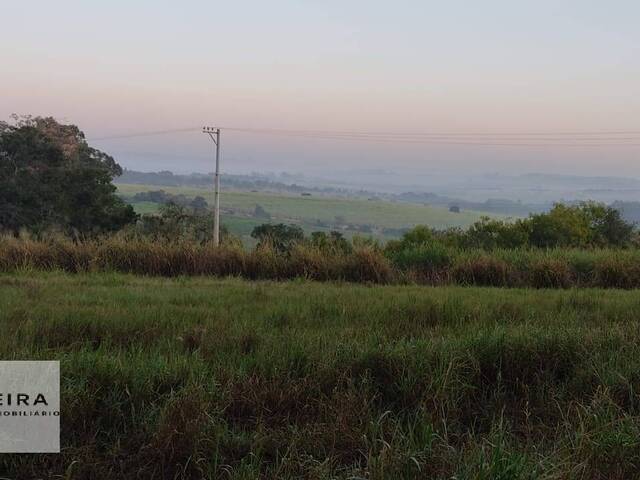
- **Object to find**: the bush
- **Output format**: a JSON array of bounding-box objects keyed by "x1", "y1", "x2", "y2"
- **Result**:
[
  {"x1": 243, "y1": 245, "x2": 283, "y2": 279},
  {"x1": 341, "y1": 248, "x2": 394, "y2": 283},
  {"x1": 288, "y1": 245, "x2": 338, "y2": 281},
  {"x1": 529, "y1": 259, "x2": 573, "y2": 289},
  {"x1": 389, "y1": 243, "x2": 452, "y2": 271},
  {"x1": 593, "y1": 258, "x2": 640, "y2": 289},
  {"x1": 453, "y1": 256, "x2": 517, "y2": 287},
  {"x1": 310, "y1": 231, "x2": 352, "y2": 254},
  {"x1": 464, "y1": 217, "x2": 529, "y2": 250},
  {"x1": 251, "y1": 224, "x2": 304, "y2": 254}
]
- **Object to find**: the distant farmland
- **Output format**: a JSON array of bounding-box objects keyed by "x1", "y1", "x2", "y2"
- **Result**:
[{"x1": 116, "y1": 183, "x2": 506, "y2": 240}]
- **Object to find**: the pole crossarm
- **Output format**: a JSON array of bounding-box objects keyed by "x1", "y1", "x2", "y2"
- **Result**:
[{"x1": 203, "y1": 126, "x2": 219, "y2": 145}]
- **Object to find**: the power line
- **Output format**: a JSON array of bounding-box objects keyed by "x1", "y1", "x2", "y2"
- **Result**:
[
  {"x1": 90, "y1": 127, "x2": 201, "y2": 141},
  {"x1": 221, "y1": 126, "x2": 640, "y2": 138},
  {"x1": 218, "y1": 128, "x2": 640, "y2": 147},
  {"x1": 88, "y1": 125, "x2": 640, "y2": 147}
]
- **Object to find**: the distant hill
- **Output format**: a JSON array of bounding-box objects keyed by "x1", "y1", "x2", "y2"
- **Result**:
[
  {"x1": 116, "y1": 169, "x2": 358, "y2": 196},
  {"x1": 394, "y1": 192, "x2": 547, "y2": 216},
  {"x1": 519, "y1": 173, "x2": 640, "y2": 189},
  {"x1": 116, "y1": 170, "x2": 640, "y2": 221}
]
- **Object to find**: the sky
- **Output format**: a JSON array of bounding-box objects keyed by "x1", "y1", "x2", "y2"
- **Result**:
[{"x1": 1, "y1": 0, "x2": 639, "y2": 178}]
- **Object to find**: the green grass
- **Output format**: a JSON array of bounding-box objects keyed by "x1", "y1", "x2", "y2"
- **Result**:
[
  {"x1": 116, "y1": 183, "x2": 504, "y2": 235},
  {"x1": 2, "y1": 272, "x2": 640, "y2": 478},
  {"x1": 125, "y1": 200, "x2": 159, "y2": 215}
]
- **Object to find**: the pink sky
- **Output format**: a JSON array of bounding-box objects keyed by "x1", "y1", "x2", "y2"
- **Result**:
[{"x1": 2, "y1": 0, "x2": 639, "y2": 176}]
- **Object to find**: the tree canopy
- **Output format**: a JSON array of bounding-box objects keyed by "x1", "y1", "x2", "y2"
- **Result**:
[
  {"x1": 0, "y1": 116, "x2": 136, "y2": 236},
  {"x1": 251, "y1": 223, "x2": 304, "y2": 252}
]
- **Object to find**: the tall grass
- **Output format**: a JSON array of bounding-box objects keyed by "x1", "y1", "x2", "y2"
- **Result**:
[
  {"x1": 1, "y1": 273, "x2": 640, "y2": 478},
  {"x1": 3, "y1": 236, "x2": 640, "y2": 288}
]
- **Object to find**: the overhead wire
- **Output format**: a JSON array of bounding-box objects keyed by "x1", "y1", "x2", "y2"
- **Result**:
[{"x1": 88, "y1": 125, "x2": 640, "y2": 147}]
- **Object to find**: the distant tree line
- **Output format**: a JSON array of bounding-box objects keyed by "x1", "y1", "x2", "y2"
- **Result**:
[
  {"x1": 395, "y1": 191, "x2": 548, "y2": 216},
  {"x1": 117, "y1": 169, "x2": 356, "y2": 196},
  {"x1": 244, "y1": 202, "x2": 636, "y2": 260},
  {"x1": 128, "y1": 190, "x2": 208, "y2": 212},
  {"x1": 250, "y1": 224, "x2": 352, "y2": 254},
  {"x1": 385, "y1": 202, "x2": 635, "y2": 257}
]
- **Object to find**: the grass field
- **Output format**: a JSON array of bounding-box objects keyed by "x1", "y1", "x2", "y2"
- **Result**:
[
  {"x1": 116, "y1": 183, "x2": 503, "y2": 239},
  {"x1": 2, "y1": 272, "x2": 640, "y2": 478}
]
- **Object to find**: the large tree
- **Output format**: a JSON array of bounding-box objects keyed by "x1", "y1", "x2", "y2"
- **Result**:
[{"x1": 0, "y1": 115, "x2": 136, "y2": 236}]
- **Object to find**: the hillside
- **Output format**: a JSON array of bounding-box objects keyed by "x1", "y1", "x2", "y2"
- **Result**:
[{"x1": 116, "y1": 183, "x2": 505, "y2": 240}]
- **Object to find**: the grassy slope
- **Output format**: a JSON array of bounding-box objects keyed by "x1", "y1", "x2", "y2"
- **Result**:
[
  {"x1": 2, "y1": 272, "x2": 640, "y2": 478},
  {"x1": 116, "y1": 183, "x2": 501, "y2": 231}
]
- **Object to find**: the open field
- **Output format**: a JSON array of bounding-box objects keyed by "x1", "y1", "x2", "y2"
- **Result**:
[
  {"x1": 2, "y1": 272, "x2": 640, "y2": 478},
  {"x1": 116, "y1": 183, "x2": 503, "y2": 239}
]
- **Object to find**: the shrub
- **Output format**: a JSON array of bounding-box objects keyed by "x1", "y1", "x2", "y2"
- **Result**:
[
  {"x1": 288, "y1": 245, "x2": 337, "y2": 281},
  {"x1": 245, "y1": 244, "x2": 288, "y2": 279},
  {"x1": 310, "y1": 231, "x2": 352, "y2": 254},
  {"x1": 464, "y1": 217, "x2": 529, "y2": 250},
  {"x1": 341, "y1": 248, "x2": 394, "y2": 283},
  {"x1": 593, "y1": 258, "x2": 640, "y2": 289},
  {"x1": 251, "y1": 224, "x2": 304, "y2": 253},
  {"x1": 529, "y1": 259, "x2": 573, "y2": 289},
  {"x1": 453, "y1": 256, "x2": 517, "y2": 287},
  {"x1": 389, "y1": 243, "x2": 452, "y2": 271},
  {"x1": 193, "y1": 245, "x2": 246, "y2": 276}
]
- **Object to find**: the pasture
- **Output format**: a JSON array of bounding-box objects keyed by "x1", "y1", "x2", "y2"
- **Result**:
[{"x1": 116, "y1": 183, "x2": 503, "y2": 239}]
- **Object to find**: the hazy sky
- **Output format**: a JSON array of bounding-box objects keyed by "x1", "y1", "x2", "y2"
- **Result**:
[{"x1": 2, "y1": 1, "x2": 639, "y2": 177}]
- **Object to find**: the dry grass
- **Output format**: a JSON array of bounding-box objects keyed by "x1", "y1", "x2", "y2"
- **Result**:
[{"x1": 3, "y1": 236, "x2": 640, "y2": 288}]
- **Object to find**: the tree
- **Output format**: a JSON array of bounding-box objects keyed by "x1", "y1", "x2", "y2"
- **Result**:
[
  {"x1": 397, "y1": 225, "x2": 436, "y2": 248},
  {"x1": 526, "y1": 204, "x2": 590, "y2": 248},
  {"x1": 132, "y1": 190, "x2": 172, "y2": 203},
  {"x1": 310, "y1": 230, "x2": 352, "y2": 253},
  {"x1": 190, "y1": 196, "x2": 209, "y2": 213},
  {"x1": 526, "y1": 203, "x2": 634, "y2": 248},
  {"x1": 578, "y1": 201, "x2": 634, "y2": 247},
  {"x1": 464, "y1": 217, "x2": 529, "y2": 250},
  {"x1": 254, "y1": 204, "x2": 271, "y2": 219},
  {"x1": 251, "y1": 223, "x2": 304, "y2": 253},
  {"x1": 0, "y1": 116, "x2": 136, "y2": 236},
  {"x1": 138, "y1": 202, "x2": 236, "y2": 244}
]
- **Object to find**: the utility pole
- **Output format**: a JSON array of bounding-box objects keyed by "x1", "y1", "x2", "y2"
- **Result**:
[{"x1": 202, "y1": 126, "x2": 221, "y2": 246}]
